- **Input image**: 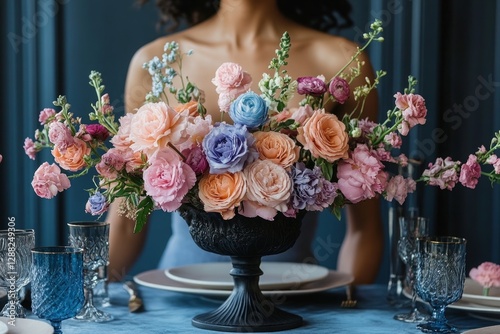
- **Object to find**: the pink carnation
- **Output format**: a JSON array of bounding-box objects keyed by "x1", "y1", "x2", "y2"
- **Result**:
[
  {"x1": 212, "y1": 62, "x2": 252, "y2": 95},
  {"x1": 337, "y1": 144, "x2": 387, "y2": 203},
  {"x1": 384, "y1": 175, "x2": 416, "y2": 205},
  {"x1": 459, "y1": 154, "x2": 481, "y2": 189},
  {"x1": 486, "y1": 154, "x2": 500, "y2": 174},
  {"x1": 95, "y1": 148, "x2": 126, "y2": 180},
  {"x1": 31, "y1": 162, "x2": 71, "y2": 199},
  {"x1": 23, "y1": 137, "x2": 37, "y2": 160},
  {"x1": 384, "y1": 132, "x2": 402, "y2": 149},
  {"x1": 394, "y1": 93, "x2": 427, "y2": 135},
  {"x1": 143, "y1": 148, "x2": 196, "y2": 212},
  {"x1": 469, "y1": 262, "x2": 500, "y2": 289},
  {"x1": 48, "y1": 121, "x2": 74, "y2": 152},
  {"x1": 38, "y1": 108, "x2": 56, "y2": 125}
]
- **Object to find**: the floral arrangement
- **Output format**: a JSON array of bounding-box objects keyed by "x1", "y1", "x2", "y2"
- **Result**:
[
  {"x1": 469, "y1": 262, "x2": 500, "y2": 296},
  {"x1": 24, "y1": 20, "x2": 500, "y2": 232}
]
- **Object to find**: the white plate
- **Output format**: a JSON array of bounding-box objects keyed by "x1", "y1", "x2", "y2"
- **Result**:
[
  {"x1": 135, "y1": 269, "x2": 353, "y2": 297},
  {"x1": 165, "y1": 262, "x2": 330, "y2": 290},
  {"x1": 463, "y1": 325, "x2": 500, "y2": 334},
  {"x1": 461, "y1": 278, "x2": 500, "y2": 307},
  {"x1": 0, "y1": 321, "x2": 7, "y2": 334},
  {"x1": 0, "y1": 317, "x2": 53, "y2": 334}
]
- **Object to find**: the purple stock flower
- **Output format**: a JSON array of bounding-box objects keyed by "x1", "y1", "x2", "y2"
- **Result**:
[
  {"x1": 86, "y1": 124, "x2": 109, "y2": 141},
  {"x1": 329, "y1": 77, "x2": 350, "y2": 104},
  {"x1": 296, "y1": 77, "x2": 327, "y2": 96},
  {"x1": 85, "y1": 192, "x2": 109, "y2": 215},
  {"x1": 202, "y1": 122, "x2": 257, "y2": 174}
]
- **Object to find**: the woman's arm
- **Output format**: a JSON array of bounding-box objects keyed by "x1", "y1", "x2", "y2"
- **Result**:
[
  {"x1": 107, "y1": 45, "x2": 156, "y2": 281},
  {"x1": 335, "y1": 50, "x2": 384, "y2": 285}
]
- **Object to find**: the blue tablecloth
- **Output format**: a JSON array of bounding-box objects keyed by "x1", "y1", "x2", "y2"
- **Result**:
[{"x1": 27, "y1": 283, "x2": 500, "y2": 333}]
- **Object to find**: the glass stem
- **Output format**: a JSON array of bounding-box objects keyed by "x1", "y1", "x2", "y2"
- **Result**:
[
  {"x1": 84, "y1": 287, "x2": 95, "y2": 308},
  {"x1": 51, "y1": 320, "x2": 62, "y2": 334},
  {"x1": 432, "y1": 305, "x2": 447, "y2": 326}
]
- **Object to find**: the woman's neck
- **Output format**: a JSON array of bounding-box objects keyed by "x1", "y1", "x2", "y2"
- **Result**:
[{"x1": 211, "y1": 0, "x2": 289, "y2": 48}]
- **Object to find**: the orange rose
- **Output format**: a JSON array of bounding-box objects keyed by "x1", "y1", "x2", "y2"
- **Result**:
[
  {"x1": 198, "y1": 171, "x2": 246, "y2": 220},
  {"x1": 52, "y1": 138, "x2": 90, "y2": 171},
  {"x1": 253, "y1": 131, "x2": 300, "y2": 169},
  {"x1": 174, "y1": 100, "x2": 199, "y2": 117},
  {"x1": 297, "y1": 109, "x2": 349, "y2": 163}
]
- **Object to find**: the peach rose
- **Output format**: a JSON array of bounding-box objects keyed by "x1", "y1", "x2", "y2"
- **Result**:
[
  {"x1": 129, "y1": 102, "x2": 188, "y2": 158},
  {"x1": 110, "y1": 113, "x2": 134, "y2": 151},
  {"x1": 297, "y1": 109, "x2": 349, "y2": 163},
  {"x1": 52, "y1": 137, "x2": 90, "y2": 172},
  {"x1": 253, "y1": 131, "x2": 299, "y2": 169},
  {"x1": 198, "y1": 171, "x2": 246, "y2": 220},
  {"x1": 174, "y1": 101, "x2": 199, "y2": 117},
  {"x1": 242, "y1": 160, "x2": 292, "y2": 219}
]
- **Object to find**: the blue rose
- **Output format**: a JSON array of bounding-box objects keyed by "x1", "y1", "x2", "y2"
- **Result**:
[
  {"x1": 85, "y1": 192, "x2": 108, "y2": 215},
  {"x1": 229, "y1": 91, "x2": 269, "y2": 128},
  {"x1": 202, "y1": 122, "x2": 257, "y2": 174}
]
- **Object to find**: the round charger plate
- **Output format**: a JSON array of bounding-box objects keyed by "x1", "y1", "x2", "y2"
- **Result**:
[
  {"x1": 165, "y1": 262, "x2": 330, "y2": 290},
  {"x1": 461, "y1": 278, "x2": 500, "y2": 308},
  {"x1": 0, "y1": 317, "x2": 53, "y2": 334},
  {"x1": 135, "y1": 269, "x2": 353, "y2": 297},
  {"x1": 463, "y1": 325, "x2": 500, "y2": 334}
]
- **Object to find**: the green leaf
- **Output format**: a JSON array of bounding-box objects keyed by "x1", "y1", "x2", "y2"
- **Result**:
[{"x1": 134, "y1": 197, "x2": 154, "y2": 233}]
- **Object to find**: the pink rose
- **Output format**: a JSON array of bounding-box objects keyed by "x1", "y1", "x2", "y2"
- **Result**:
[
  {"x1": 182, "y1": 145, "x2": 209, "y2": 175},
  {"x1": 129, "y1": 102, "x2": 188, "y2": 159},
  {"x1": 459, "y1": 154, "x2": 481, "y2": 189},
  {"x1": 285, "y1": 105, "x2": 314, "y2": 125},
  {"x1": 38, "y1": 108, "x2": 56, "y2": 125},
  {"x1": 95, "y1": 148, "x2": 126, "y2": 180},
  {"x1": 384, "y1": 175, "x2": 416, "y2": 205},
  {"x1": 31, "y1": 162, "x2": 71, "y2": 199},
  {"x1": 297, "y1": 109, "x2": 349, "y2": 163},
  {"x1": 469, "y1": 262, "x2": 500, "y2": 289},
  {"x1": 212, "y1": 62, "x2": 252, "y2": 95},
  {"x1": 23, "y1": 137, "x2": 37, "y2": 160},
  {"x1": 240, "y1": 160, "x2": 292, "y2": 220},
  {"x1": 48, "y1": 122, "x2": 74, "y2": 152},
  {"x1": 143, "y1": 148, "x2": 196, "y2": 212},
  {"x1": 337, "y1": 144, "x2": 387, "y2": 203},
  {"x1": 110, "y1": 113, "x2": 134, "y2": 151},
  {"x1": 328, "y1": 77, "x2": 350, "y2": 104},
  {"x1": 217, "y1": 92, "x2": 234, "y2": 112}
]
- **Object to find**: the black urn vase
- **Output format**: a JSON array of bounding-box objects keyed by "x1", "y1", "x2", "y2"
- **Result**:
[{"x1": 178, "y1": 204, "x2": 304, "y2": 332}]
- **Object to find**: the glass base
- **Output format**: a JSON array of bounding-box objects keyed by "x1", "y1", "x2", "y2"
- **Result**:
[
  {"x1": 1, "y1": 300, "x2": 27, "y2": 318},
  {"x1": 417, "y1": 321, "x2": 459, "y2": 333},
  {"x1": 394, "y1": 308, "x2": 428, "y2": 323},
  {"x1": 74, "y1": 305, "x2": 113, "y2": 322}
]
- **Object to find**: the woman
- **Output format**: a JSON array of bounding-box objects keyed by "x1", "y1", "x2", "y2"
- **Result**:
[{"x1": 107, "y1": 0, "x2": 383, "y2": 285}]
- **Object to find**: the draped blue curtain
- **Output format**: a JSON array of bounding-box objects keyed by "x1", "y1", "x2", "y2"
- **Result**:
[{"x1": 1, "y1": 0, "x2": 499, "y2": 282}]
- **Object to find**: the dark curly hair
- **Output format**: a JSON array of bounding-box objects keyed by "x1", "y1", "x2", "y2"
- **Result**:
[{"x1": 138, "y1": 0, "x2": 353, "y2": 32}]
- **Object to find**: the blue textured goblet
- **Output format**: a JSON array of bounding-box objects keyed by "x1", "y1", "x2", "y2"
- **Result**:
[
  {"x1": 0, "y1": 229, "x2": 35, "y2": 318},
  {"x1": 414, "y1": 236, "x2": 467, "y2": 333},
  {"x1": 68, "y1": 221, "x2": 113, "y2": 322},
  {"x1": 31, "y1": 246, "x2": 85, "y2": 334}
]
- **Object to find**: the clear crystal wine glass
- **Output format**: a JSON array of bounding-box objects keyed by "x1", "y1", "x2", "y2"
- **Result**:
[
  {"x1": 414, "y1": 236, "x2": 467, "y2": 333},
  {"x1": 68, "y1": 221, "x2": 113, "y2": 322},
  {"x1": 394, "y1": 217, "x2": 429, "y2": 322},
  {"x1": 31, "y1": 246, "x2": 85, "y2": 334},
  {"x1": 0, "y1": 229, "x2": 35, "y2": 318}
]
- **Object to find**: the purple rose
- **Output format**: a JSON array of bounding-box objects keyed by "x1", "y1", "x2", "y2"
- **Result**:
[
  {"x1": 297, "y1": 76, "x2": 327, "y2": 96},
  {"x1": 182, "y1": 145, "x2": 209, "y2": 175},
  {"x1": 328, "y1": 77, "x2": 350, "y2": 104},
  {"x1": 85, "y1": 192, "x2": 108, "y2": 215},
  {"x1": 86, "y1": 124, "x2": 109, "y2": 141},
  {"x1": 202, "y1": 122, "x2": 257, "y2": 174}
]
